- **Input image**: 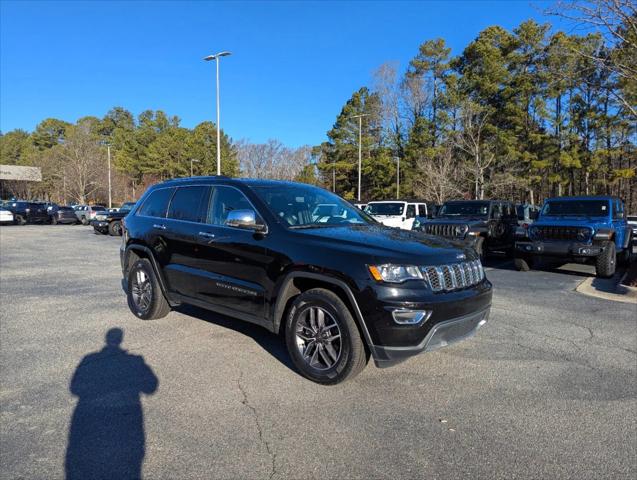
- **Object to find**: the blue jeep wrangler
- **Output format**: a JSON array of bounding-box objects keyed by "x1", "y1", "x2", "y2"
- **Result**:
[{"x1": 514, "y1": 196, "x2": 632, "y2": 278}]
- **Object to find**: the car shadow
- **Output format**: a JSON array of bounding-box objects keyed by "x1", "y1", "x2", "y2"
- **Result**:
[
  {"x1": 65, "y1": 328, "x2": 158, "y2": 480},
  {"x1": 175, "y1": 304, "x2": 296, "y2": 373}
]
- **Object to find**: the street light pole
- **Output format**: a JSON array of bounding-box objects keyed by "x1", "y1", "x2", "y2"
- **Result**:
[
  {"x1": 190, "y1": 158, "x2": 200, "y2": 177},
  {"x1": 107, "y1": 144, "x2": 112, "y2": 208},
  {"x1": 351, "y1": 114, "x2": 369, "y2": 202},
  {"x1": 204, "y1": 51, "x2": 232, "y2": 176},
  {"x1": 395, "y1": 156, "x2": 400, "y2": 198}
]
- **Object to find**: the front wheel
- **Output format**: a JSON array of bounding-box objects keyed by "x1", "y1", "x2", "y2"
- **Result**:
[
  {"x1": 108, "y1": 220, "x2": 122, "y2": 236},
  {"x1": 50, "y1": 216, "x2": 58, "y2": 225},
  {"x1": 15, "y1": 215, "x2": 26, "y2": 226},
  {"x1": 474, "y1": 236, "x2": 486, "y2": 262},
  {"x1": 285, "y1": 288, "x2": 368, "y2": 385},
  {"x1": 127, "y1": 259, "x2": 171, "y2": 320},
  {"x1": 514, "y1": 256, "x2": 533, "y2": 271},
  {"x1": 595, "y1": 241, "x2": 616, "y2": 278}
]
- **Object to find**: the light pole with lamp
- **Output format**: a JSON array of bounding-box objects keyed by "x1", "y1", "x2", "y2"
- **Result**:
[
  {"x1": 190, "y1": 158, "x2": 200, "y2": 177},
  {"x1": 203, "y1": 51, "x2": 232, "y2": 176},
  {"x1": 351, "y1": 113, "x2": 369, "y2": 202},
  {"x1": 106, "y1": 144, "x2": 112, "y2": 209},
  {"x1": 395, "y1": 156, "x2": 400, "y2": 198}
]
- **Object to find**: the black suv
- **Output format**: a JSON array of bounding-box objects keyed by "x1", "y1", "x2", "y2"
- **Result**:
[
  {"x1": 121, "y1": 178, "x2": 492, "y2": 384},
  {"x1": 413, "y1": 200, "x2": 518, "y2": 260},
  {"x1": 6, "y1": 201, "x2": 50, "y2": 225}
]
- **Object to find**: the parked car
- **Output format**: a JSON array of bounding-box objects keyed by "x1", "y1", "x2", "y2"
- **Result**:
[
  {"x1": 92, "y1": 202, "x2": 136, "y2": 235},
  {"x1": 514, "y1": 196, "x2": 633, "y2": 278},
  {"x1": 6, "y1": 201, "x2": 50, "y2": 225},
  {"x1": 413, "y1": 200, "x2": 518, "y2": 260},
  {"x1": 75, "y1": 205, "x2": 107, "y2": 225},
  {"x1": 627, "y1": 215, "x2": 637, "y2": 242},
  {"x1": 50, "y1": 206, "x2": 80, "y2": 225},
  {"x1": 0, "y1": 208, "x2": 14, "y2": 224},
  {"x1": 365, "y1": 200, "x2": 434, "y2": 230},
  {"x1": 121, "y1": 177, "x2": 492, "y2": 384}
]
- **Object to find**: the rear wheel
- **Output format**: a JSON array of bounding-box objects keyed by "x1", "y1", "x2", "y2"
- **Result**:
[
  {"x1": 50, "y1": 216, "x2": 58, "y2": 225},
  {"x1": 595, "y1": 241, "x2": 616, "y2": 278},
  {"x1": 15, "y1": 214, "x2": 26, "y2": 226},
  {"x1": 285, "y1": 288, "x2": 367, "y2": 385},
  {"x1": 127, "y1": 259, "x2": 171, "y2": 320},
  {"x1": 108, "y1": 220, "x2": 122, "y2": 236}
]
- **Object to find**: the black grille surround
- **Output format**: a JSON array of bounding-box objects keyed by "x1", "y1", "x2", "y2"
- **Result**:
[
  {"x1": 532, "y1": 226, "x2": 591, "y2": 242},
  {"x1": 424, "y1": 223, "x2": 464, "y2": 238}
]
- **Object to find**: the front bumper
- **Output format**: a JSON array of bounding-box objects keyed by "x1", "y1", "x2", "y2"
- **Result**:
[
  {"x1": 92, "y1": 220, "x2": 109, "y2": 229},
  {"x1": 515, "y1": 241, "x2": 602, "y2": 257},
  {"x1": 370, "y1": 307, "x2": 490, "y2": 367}
]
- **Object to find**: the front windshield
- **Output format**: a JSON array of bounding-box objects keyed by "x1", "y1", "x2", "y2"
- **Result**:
[
  {"x1": 366, "y1": 202, "x2": 404, "y2": 216},
  {"x1": 252, "y1": 185, "x2": 373, "y2": 228},
  {"x1": 541, "y1": 200, "x2": 609, "y2": 217},
  {"x1": 438, "y1": 202, "x2": 489, "y2": 217}
]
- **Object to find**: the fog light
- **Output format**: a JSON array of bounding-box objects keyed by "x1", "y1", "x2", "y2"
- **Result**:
[
  {"x1": 525, "y1": 245, "x2": 532, "y2": 251},
  {"x1": 392, "y1": 309, "x2": 432, "y2": 325}
]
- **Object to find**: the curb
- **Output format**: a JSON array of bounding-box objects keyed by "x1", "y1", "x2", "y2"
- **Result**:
[{"x1": 576, "y1": 274, "x2": 637, "y2": 304}]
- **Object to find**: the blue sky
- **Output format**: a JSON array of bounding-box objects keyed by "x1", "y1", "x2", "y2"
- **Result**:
[{"x1": 1, "y1": 0, "x2": 560, "y2": 147}]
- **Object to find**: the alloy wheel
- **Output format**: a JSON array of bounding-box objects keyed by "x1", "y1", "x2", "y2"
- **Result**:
[
  {"x1": 131, "y1": 269, "x2": 152, "y2": 313},
  {"x1": 295, "y1": 306, "x2": 342, "y2": 370}
]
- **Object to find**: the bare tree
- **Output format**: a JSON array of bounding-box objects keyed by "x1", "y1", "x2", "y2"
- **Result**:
[
  {"x1": 453, "y1": 102, "x2": 496, "y2": 200},
  {"x1": 55, "y1": 121, "x2": 105, "y2": 204},
  {"x1": 372, "y1": 62, "x2": 403, "y2": 150},
  {"x1": 547, "y1": 0, "x2": 637, "y2": 117},
  {"x1": 413, "y1": 145, "x2": 464, "y2": 203},
  {"x1": 238, "y1": 139, "x2": 312, "y2": 180}
]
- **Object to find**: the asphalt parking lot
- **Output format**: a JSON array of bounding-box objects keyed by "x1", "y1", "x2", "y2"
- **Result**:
[{"x1": 1, "y1": 225, "x2": 636, "y2": 479}]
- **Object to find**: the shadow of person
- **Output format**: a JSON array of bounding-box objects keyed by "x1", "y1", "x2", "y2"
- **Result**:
[{"x1": 65, "y1": 328, "x2": 158, "y2": 480}]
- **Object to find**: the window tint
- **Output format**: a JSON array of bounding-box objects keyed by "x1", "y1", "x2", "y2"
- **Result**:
[
  {"x1": 208, "y1": 186, "x2": 261, "y2": 226},
  {"x1": 406, "y1": 204, "x2": 416, "y2": 218},
  {"x1": 490, "y1": 203, "x2": 502, "y2": 219},
  {"x1": 138, "y1": 188, "x2": 174, "y2": 218},
  {"x1": 418, "y1": 204, "x2": 427, "y2": 216},
  {"x1": 167, "y1": 186, "x2": 210, "y2": 223}
]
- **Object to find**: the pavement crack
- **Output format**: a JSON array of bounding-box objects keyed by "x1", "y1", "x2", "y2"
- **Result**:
[{"x1": 237, "y1": 371, "x2": 277, "y2": 480}]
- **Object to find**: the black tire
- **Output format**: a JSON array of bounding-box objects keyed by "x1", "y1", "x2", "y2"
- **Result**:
[
  {"x1": 127, "y1": 259, "x2": 171, "y2": 320},
  {"x1": 474, "y1": 236, "x2": 486, "y2": 262},
  {"x1": 595, "y1": 241, "x2": 616, "y2": 278},
  {"x1": 514, "y1": 256, "x2": 533, "y2": 271},
  {"x1": 108, "y1": 220, "x2": 122, "y2": 236},
  {"x1": 50, "y1": 216, "x2": 58, "y2": 225},
  {"x1": 617, "y1": 234, "x2": 632, "y2": 266},
  {"x1": 285, "y1": 288, "x2": 368, "y2": 385},
  {"x1": 15, "y1": 214, "x2": 26, "y2": 226}
]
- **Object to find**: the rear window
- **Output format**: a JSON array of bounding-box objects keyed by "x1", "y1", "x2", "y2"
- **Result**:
[
  {"x1": 92, "y1": 206, "x2": 106, "y2": 211},
  {"x1": 167, "y1": 186, "x2": 210, "y2": 223},
  {"x1": 138, "y1": 188, "x2": 174, "y2": 218}
]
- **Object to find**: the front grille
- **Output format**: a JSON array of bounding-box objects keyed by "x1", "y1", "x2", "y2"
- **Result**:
[
  {"x1": 421, "y1": 260, "x2": 484, "y2": 292},
  {"x1": 424, "y1": 223, "x2": 457, "y2": 237},
  {"x1": 534, "y1": 226, "x2": 585, "y2": 241}
]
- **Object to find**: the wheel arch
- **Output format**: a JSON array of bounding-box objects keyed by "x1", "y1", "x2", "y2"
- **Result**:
[
  {"x1": 123, "y1": 244, "x2": 173, "y2": 304},
  {"x1": 272, "y1": 272, "x2": 374, "y2": 349}
]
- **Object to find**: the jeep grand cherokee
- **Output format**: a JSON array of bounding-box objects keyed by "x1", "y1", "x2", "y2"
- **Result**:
[{"x1": 121, "y1": 177, "x2": 492, "y2": 384}]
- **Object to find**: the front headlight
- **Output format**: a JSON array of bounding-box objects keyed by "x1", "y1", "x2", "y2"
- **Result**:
[
  {"x1": 455, "y1": 225, "x2": 468, "y2": 236},
  {"x1": 577, "y1": 228, "x2": 592, "y2": 242},
  {"x1": 368, "y1": 264, "x2": 424, "y2": 283},
  {"x1": 96, "y1": 215, "x2": 106, "y2": 221}
]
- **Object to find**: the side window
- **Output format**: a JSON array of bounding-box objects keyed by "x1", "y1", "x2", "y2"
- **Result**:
[
  {"x1": 208, "y1": 186, "x2": 263, "y2": 226},
  {"x1": 418, "y1": 204, "x2": 427, "y2": 217},
  {"x1": 137, "y1": 188, "x2": 174, "y2": 218},
  {"x1": 167, "y1": 186, "x2": 210, "y2": 223},
  {"x1": 406, "y1": 204, "x2": 416, "y2": 219},
  {"x1": 490, "y1": 203, "x2": 502, "y2": 219}
]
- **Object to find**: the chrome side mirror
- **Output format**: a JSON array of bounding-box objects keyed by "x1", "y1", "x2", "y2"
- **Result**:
[{"x1": 225, "y1": 209, "x2": 266, "y2": 232}]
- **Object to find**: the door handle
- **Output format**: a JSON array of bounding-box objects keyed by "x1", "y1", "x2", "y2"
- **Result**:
[
  {"x1": 198, "y1": 231, "x2": 216, "y2": 239},
  {"x1": 153, "y1": 224, "x2": 167, "y2": 230}
]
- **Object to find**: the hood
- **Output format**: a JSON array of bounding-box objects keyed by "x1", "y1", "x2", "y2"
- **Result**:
[
  {"x1": 290, "y1": 224, "x2": 475, "y2": 264},
  {"x1": 425, "y1": 217, "x2": 487, "y2": 226},
  {"x1": 534, "y1": 216, "x2": 609, "y2": 231}
]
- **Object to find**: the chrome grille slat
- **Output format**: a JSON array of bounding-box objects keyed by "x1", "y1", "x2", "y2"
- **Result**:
[{"x1": 421, "y1": 260, "x2": 484, "y2": 292}]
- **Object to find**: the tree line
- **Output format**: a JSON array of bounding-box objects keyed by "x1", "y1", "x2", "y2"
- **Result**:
[
  {"x1": 1, "y1": 1, "x2": 635, "y2": 209},
  {"x1": 316, "y1": 1, "x2": 636, "y2": 210}
]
